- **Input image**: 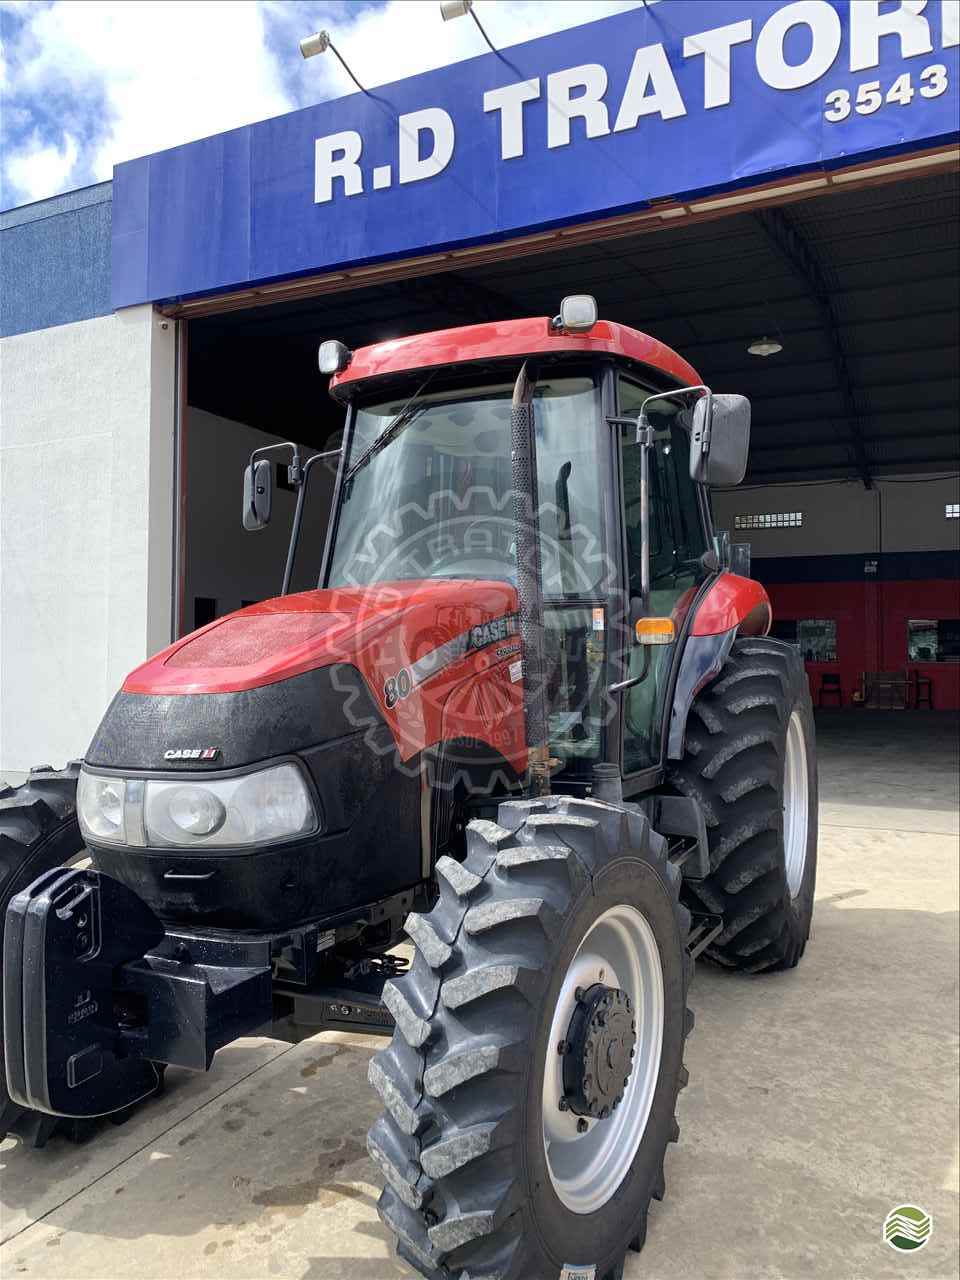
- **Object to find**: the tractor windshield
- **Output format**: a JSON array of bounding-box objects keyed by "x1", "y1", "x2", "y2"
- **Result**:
[{"x1": 327, "y1": 375, "x2": 606, "y2": 595}]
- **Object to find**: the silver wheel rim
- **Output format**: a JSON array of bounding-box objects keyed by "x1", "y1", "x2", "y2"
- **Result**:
[
  {"x1": 542, "y1": 904, "x2": 664, "y2": 1215},
  {"x1": 783, "y1": 710, "x2": 809, "y2": 898}
]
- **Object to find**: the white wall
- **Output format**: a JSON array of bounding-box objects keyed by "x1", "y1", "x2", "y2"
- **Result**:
[
  {"x1": 0, "y1": 306, "x2": 175, "y2": 772},
  {"x1": 712, "y1": 475, "x2": 960, "y2": 559},
  {"x1": 183, "y1": 408, "x2": 336, "y2": 627}
]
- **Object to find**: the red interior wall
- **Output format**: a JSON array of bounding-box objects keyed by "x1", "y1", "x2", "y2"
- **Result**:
[{"x1": 765, "y1": 579, "x2": 959, "y2": 710}]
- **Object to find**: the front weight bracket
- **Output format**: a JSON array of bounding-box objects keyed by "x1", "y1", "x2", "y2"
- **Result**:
[
  {"x1": 5, "y1": 867, "x2": 168, "y2": 1118},
  {"x1": 5, "y1": 866, "x2": 275, "y2": 1119}
]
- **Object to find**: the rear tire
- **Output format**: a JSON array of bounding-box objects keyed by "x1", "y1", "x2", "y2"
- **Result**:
[
  {"x1": 669, "y1": 637, "x2": 818, "y2": 973},
  {"x1": 368, "y1": 795, "x2": 693, "y2": 1280},
  {"x1": 0, "y1": 764, "x2": 87, "y2": 1144}
]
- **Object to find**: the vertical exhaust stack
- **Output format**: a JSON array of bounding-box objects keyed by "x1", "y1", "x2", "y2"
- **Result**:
[{"x1": 510, "y1": 361, "x2": 551, "y2": 797}]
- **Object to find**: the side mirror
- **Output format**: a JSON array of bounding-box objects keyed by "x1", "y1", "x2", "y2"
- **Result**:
[
  {"x1": 242, "y1": 459, "x2": 272, "y2": 530},
  {"x1": 690, "y1": 394, "x2": 750, "y2": 487}
]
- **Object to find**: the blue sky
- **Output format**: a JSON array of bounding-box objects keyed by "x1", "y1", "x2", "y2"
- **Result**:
[{"x1": 0, "y1": 0, "x2": 644, "y2": 210}]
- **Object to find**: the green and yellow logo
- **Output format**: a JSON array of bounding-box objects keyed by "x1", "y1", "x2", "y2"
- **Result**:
[{"x1": 884, "y1": 1205, "x2": 932, "y2": 1252}]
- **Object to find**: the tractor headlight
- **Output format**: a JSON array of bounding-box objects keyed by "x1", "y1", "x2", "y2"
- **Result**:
[
  {"x1": 78, "y1": 763, "x2": 319, "y2": 849},
  {"x1": 77, "y1": 772, "x2": 127, "y2": 843}
]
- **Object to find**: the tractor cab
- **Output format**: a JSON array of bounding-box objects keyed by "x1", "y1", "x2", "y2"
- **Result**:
[{"x1": 243, "y1": 297, "x2": 753, "y2": 788}]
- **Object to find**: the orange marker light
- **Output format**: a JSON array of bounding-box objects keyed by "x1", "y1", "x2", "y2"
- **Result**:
[{"x1": 635, "y1": 617, "x2": 675, "y2": 645}]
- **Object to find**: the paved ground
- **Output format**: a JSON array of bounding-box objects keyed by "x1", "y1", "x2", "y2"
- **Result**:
[{"x1": 2, "y1": 711, "x2": 958, "y2": 1279}]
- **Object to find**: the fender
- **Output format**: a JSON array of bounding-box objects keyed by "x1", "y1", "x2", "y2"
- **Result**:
[{"x1": 667, "y1": 574, "x2": 771, "y2": 760}]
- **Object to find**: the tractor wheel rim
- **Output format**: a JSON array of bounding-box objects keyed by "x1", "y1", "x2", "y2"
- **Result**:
[
  {"x1": 783, "y1": 709, "x2": 809, "y2": 898},
  {"x1": 542, "y1": 903, "x2": 664, "y2": 1215}
]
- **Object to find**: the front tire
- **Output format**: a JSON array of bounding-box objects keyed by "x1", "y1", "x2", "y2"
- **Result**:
[
  {"x1": 368, "y1": 795, "x2": 693, "y2": 1280},
  {"x1": 669, "y1": 637, "x2": 818, "y2": 973}
]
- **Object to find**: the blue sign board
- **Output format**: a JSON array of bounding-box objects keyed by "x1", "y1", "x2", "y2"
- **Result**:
[{"x1": 112, "y1": 0, "x2": 959, "y2": 308}]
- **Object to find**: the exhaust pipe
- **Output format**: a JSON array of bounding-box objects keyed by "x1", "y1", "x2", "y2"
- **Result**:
[{"x1": 510, "y1": 362, "x2": 552, "y2": 797}]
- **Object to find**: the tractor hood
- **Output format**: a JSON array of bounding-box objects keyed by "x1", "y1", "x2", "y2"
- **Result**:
[
  {"x1": 86, "y1": 579, "x2": 523, "y2": 773},
  {"x1": 124, "y1": 580, "x2": 518, "y2": 697}
]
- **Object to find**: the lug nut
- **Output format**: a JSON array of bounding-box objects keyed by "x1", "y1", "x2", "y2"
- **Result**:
[
  {"x1": 575, "y1": 986, "x2": 585, "y2": 1002},
  {"x1": 558, "y1": 1097, "x2": 570, "y2": 1112},
  {"x1": 557, "y1": 1040, "x2": 567, "y2": 1055},
  {"x1": 598, "y1": 968, "x2": 605, "y2": 982},
  {"x1": 577, "y1": 1118, "x2": 589, "y2": 1134}
]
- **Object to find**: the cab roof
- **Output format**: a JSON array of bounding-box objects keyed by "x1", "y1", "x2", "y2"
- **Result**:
[{"x1": 329, "y1": 316, "x2": 699, "y2": 398}]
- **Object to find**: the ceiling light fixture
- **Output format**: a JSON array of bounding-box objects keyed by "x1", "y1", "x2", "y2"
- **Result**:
[{"x1": 747, "y1": 335, "x2": 783, "y2": 357}]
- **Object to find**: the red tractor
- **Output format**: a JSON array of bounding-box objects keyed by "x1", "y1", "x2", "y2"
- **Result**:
[{"x1": 1, "y1": 297, "x2": 816, "y2": 1280}]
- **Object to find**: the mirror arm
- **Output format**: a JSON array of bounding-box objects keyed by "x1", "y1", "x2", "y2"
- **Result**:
[
  {"x1": 249, "y1": 440, "x2": 302, "y2": 486},
  {"x1": 281, "y1": 448, "x2": 341, "y2": 596}
]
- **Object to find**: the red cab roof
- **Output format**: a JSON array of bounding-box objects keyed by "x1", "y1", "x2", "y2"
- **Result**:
[{"x1": 329, "y1": 316, "x2": 699, "y2": 397}]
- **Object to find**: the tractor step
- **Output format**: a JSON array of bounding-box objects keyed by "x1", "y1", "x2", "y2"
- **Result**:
[
  {"x1": 653, "y1": 796, "x2": 710, "y2": 880},
  {"x1": 686, "y1": 912, "x2": 723, "y2": 960}
]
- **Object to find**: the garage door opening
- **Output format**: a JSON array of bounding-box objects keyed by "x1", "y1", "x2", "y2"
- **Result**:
[{"x1": 182, "y1": 167, "x2": 959, "y2": 703}]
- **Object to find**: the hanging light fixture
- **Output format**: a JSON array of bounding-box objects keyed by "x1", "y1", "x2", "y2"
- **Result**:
[{"x1": 747, "y1": 335, "x2": 783, "y2": 357}]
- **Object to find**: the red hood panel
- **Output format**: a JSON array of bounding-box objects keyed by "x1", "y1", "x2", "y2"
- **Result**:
[
  {"x1": 164, "y1": 611, "x2": 348, "y2": 669},
  {"x1": 123, "y1": 580, "x2": 518, "y2": 697}
]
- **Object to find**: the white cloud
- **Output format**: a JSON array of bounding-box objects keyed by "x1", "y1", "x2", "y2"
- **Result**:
[
  {"x1": 2, "y1": 0, "x2": 644, "y2": 207},
  {"x1": 6, "y1": 131, "x2": 79, "y2": 203}
]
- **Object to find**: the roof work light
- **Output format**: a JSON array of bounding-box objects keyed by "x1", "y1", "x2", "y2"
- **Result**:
[
  {"x1": 318, "y1": 340, "x2": 352, "y2": 375},
  {"x1": 552, "y1": 295, "x2": 599, "y2": 333}
]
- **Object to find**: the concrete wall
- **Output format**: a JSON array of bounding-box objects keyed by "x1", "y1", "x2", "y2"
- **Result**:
[
  {"x1": 0, "y1": 306, "x2": 175, "y2": 772},
  {"x1": 713, "y1": 476, "x2": 960, "y2": 558},
  {"x1": 182, "y1": 408, "x2": 336, "y2": 629}
]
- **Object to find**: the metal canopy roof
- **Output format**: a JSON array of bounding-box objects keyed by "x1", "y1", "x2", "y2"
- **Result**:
[{"x1": 188, "y1": 170, "x2": 959, "y2": 486}]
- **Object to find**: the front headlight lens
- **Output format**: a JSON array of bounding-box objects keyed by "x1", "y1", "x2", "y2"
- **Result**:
[
  {"x1": 166, "y1": 786, "x2": 227, "y2": 837},
  {"x1": 79, "y1": 763, "x2": 319, "y2": 849},
  {"x1": 77, "y1": 771, "x2": 126, "y2": 843}
]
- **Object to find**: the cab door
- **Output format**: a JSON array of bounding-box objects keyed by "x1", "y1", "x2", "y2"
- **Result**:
[{"x1": 617, "y1": 377, "x2": 711, "y2": 773}]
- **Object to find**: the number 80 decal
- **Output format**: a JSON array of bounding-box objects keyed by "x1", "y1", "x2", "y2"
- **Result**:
[{"x1": 384, "y1": 668, "x2": 412, "y2": 709}]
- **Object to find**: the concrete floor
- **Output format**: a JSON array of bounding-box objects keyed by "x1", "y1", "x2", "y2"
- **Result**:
[{"x1": 2, "y1": 711, "x2": 958, "y2": 1279}]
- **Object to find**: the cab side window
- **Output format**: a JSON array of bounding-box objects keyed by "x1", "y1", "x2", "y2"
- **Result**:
[{"x1": 619, "y1": 379, "x2": 710, "y2": 771}]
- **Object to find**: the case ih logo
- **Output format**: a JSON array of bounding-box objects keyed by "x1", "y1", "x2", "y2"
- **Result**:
[
  {"x1": 467, "y1": 613, "x2": 518, "y2": 652},
  {"x1": 163, "y1": 747, "x2": 221, "y2": 762}
]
